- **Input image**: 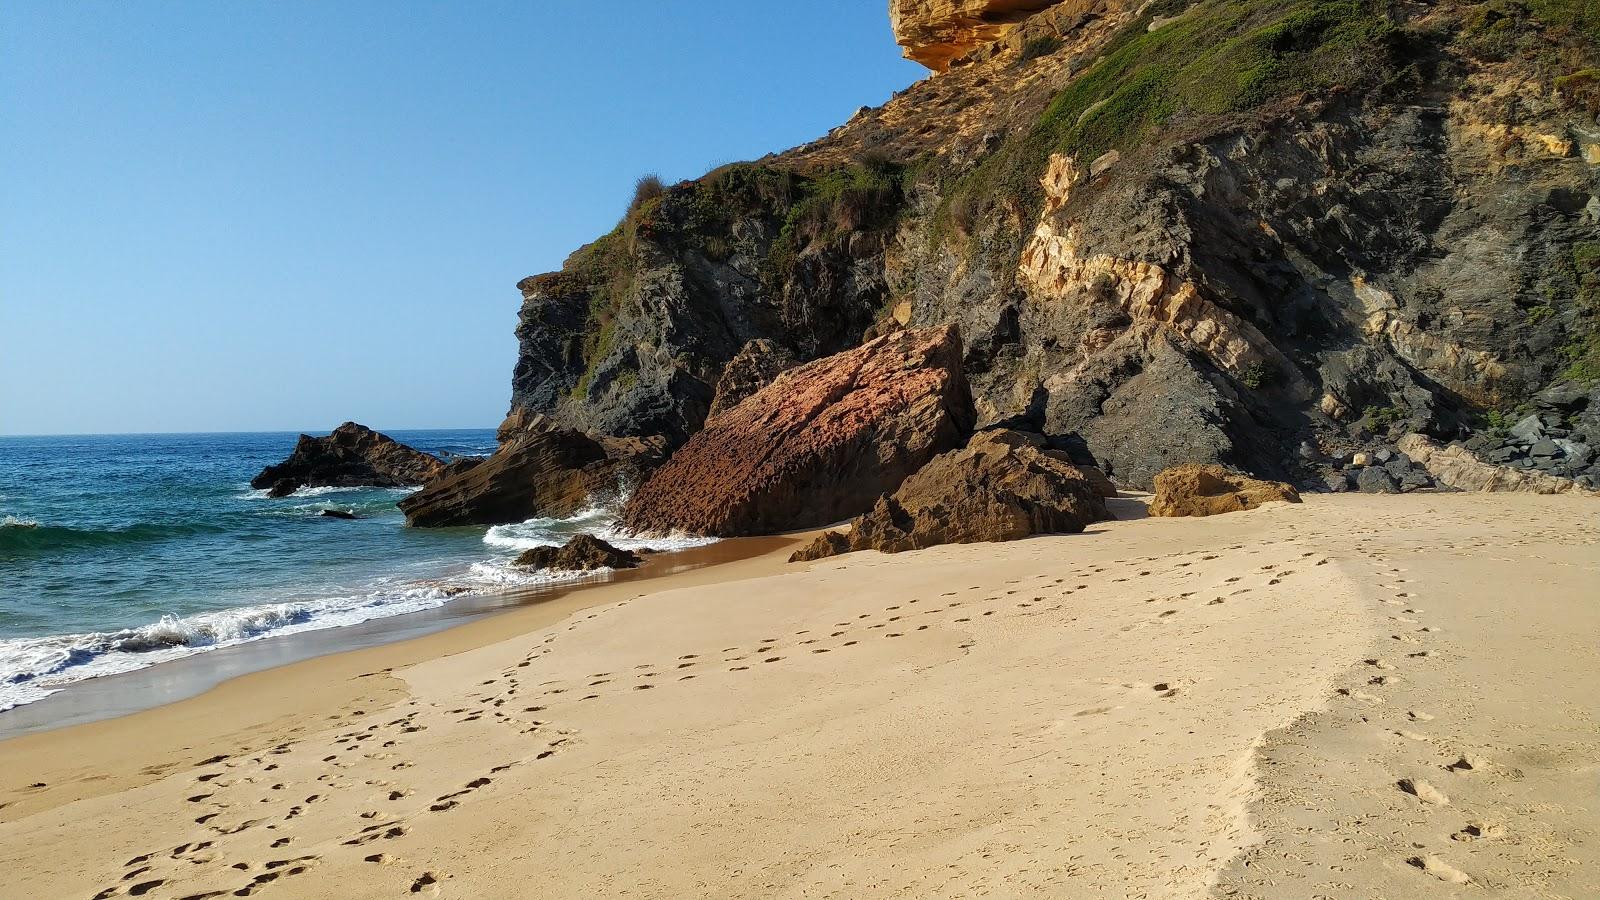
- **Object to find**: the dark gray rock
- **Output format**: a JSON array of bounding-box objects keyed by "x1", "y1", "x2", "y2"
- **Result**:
[
  {"x1": 512, "y1": 534, "x2": 641, "y2": 571},
  {"x1": 707, "y1": 338, "x2": 799, "y2": 419},
  {"x1": 1354, "y1": 466, "x2": 1399, "y2": 494},
  {"x1": 1509, "y1": 415, "x2": 1546, "y2": 445},
  {"x1": 1486, "y1": 445, "x2": 1523, "y2": 464},
  {"x1": 1529, "y1": 439, "x2": 1562, "y2": 459},
  {"x1": 251, "y1": 423, "x2": 447, "y2": 496},
  {"x1": 1534, "y1": 380, "x2": 1591, "y2": 413},
  {"x1": 1382, "y1": 456, "x2": 1415, "y2": 480},
  {"x1": 1398, "y1": 469, "x2": 1433, "y2": 492},
  {"x1": 1323, "y1": 471, "x2": 1352, "y2": 493}
]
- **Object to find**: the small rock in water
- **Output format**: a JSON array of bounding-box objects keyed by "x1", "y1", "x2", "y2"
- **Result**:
[
  {"x1": 320, "y1": 509, "x2": 358, "y2": 520},
  {"x1": 513, "y1": 534, "x2": 641, "y2": 571}
]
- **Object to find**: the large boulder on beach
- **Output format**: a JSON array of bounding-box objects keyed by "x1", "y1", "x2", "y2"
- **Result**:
[
  {"x1": 512, "y1": 534, "x2": 641, "y2": 571},
  {"x1": 790, "y1": 428, "x2": 1109, "y2": 561},
  {"x1": 1147, "y1": 463, "x2": 1300, "y2": 518},
  {"x1": 620, "y1": 325, "x2": 975, "y2": 537},
  {"x1": 401, "y1": 428, "x2": 660, "y2": 527},
  {"x1": 251, "y1": 422, "x2": 447, "y2": 497}
]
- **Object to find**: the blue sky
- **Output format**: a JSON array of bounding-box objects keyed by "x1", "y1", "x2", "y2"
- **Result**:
[{"x1": 0, "y1": 1, "x2": 924, "y2": 435}]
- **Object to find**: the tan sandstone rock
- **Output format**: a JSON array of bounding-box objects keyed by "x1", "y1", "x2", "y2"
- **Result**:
[
  {"x1": 890, "y1": 0, "x2": 1064, "y2": 71},
  {"x1": 620, "y1": 326, "x2": 975, "y2": 537},
  {"x1": 1397, "y1": 434, "x2": 1599, "y2": 496},
  {"x1": 1147, "y1": 464, "x2": 1301, "y2": 518},
  {"x1": 790, "y1": 428, "x2": 1110, "y2": 561}
]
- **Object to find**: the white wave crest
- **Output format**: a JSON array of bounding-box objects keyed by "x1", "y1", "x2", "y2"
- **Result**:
[
  {"x1": 0, "y1": 581, "x2": 461, "y2": 713},
  {"x1": 481, "y1": 493, "x2": 717, "y2": 557},
  {"x1": 237, "y1": 484, "x2": 422, "y2": 500}
]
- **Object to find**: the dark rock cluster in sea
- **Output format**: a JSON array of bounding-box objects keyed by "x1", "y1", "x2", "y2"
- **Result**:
[
  {"x1": 397, "y1": 427, "x2": 661, "y2": 528},
  {"x1": 250, "y1": 422, "x2": 447, "y2": 497}
]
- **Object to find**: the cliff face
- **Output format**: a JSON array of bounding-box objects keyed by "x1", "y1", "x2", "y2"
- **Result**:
[{"x1": 505, "y1": 0, "x2": 1600, "y2": 487}]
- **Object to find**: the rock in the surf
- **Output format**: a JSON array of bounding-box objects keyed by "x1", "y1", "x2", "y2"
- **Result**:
[
  {"x1": 512, "y1": 534, "x2": 641, "y2": 571},
  {"x1": 1147, "y1": 463, "x2": 1300, "y2": 518},
  {"x1": 790, "y1": 428, "x2": 1109, "y2": 561},
  {"x1": 621, "y1": 325, "x2": 975, "y2": 537},
  {"x1": 400, "y1": 427, "x2": 659, "y2": 527},
  {"x1": 251, "y1": 422, "x2": 446, "y2": 496}
]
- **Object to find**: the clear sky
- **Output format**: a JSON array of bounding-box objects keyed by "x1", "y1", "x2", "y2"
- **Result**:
[{"x1": 1, "y1": 1, "x2": 924, "y2": 436}]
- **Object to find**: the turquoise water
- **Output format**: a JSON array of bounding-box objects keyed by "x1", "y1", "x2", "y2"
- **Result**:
[{"x1": 0, "y1": 430, "x2": 697, "y2": 712}]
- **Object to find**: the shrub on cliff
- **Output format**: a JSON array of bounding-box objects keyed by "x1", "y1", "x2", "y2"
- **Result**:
[{"x1": 629, "y1": 173, "x2": 665, "y2": 214}]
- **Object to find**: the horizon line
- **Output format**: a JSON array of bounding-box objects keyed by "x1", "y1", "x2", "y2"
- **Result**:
[{"x1": 0, "y1": 425, "x2": 500, "y2": 440}]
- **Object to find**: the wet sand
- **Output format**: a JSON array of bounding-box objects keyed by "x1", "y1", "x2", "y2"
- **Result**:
[{"x1": 0, "y1": 493, "x2": 1595, "y2": 898}]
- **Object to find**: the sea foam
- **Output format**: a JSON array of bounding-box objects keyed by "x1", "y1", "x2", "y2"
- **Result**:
[{"x1": 0, "y1": 491, "x2": 715, "y2": 713}]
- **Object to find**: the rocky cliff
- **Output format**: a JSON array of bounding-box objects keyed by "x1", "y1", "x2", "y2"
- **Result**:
[{"x1": 502, "y1": 0, "x2": 1600, "y2": 489}]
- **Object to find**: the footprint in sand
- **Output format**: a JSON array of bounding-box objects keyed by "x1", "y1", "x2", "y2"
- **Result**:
[
  {"x1": 1407, "y1": 854, "x2": 1471, "y2": 884},
  {"x1": 1451, "y1": 821, "x2": 1506, "y2": 842},
  {"x1": 1445, "y1": 753, "x2": 1489, "y2": 774},
  {"x1": 1397, "y1": 777, "x2": 1450, "y2": 805},
  {"x1": 1337, "y1": 688, "x2": 1384, "y2": 704}
]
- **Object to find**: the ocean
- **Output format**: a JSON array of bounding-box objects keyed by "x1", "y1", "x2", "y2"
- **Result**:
[{"x1": 0, "y1": 430, "x2": 708, "y2": 713}]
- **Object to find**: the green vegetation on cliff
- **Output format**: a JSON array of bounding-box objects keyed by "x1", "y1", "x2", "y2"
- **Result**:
[
  {"x1": 1560, "y1": 241, "x2": 1600, "y2": 382},
  {"x1": 937, "y1": 0, "x2": 1401, "y2": 249}
]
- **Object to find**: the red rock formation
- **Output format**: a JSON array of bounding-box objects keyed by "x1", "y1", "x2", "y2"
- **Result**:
[
  {"x1": 1146, "y1": 464, "x2": 1300, "y2": 518},
  {"x1": 620, "y1": 325, "x2": 975, "y2": 536},
  {"x1": 790, "y1": 428, "x2": 1108, "y2": 560}
]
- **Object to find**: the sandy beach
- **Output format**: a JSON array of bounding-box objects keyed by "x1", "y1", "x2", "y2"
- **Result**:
[{"x1": 0, "y1": 493, "x2": 1595, "y2": 898}]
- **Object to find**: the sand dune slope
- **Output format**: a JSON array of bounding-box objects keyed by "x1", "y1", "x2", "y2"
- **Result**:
[{"x1": 0, "y1": 494, "x2": 1593, "y2": 898}]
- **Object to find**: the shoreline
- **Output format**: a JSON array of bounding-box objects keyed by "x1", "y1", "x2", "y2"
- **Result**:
[
  {"x1": 0, "y1": 535, "x2": 794, "y2": 740},
  {"x1": 1, "y1": 493, "x2": 1594, "y2": 897}
]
